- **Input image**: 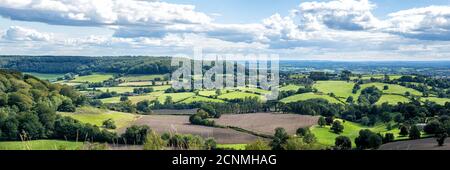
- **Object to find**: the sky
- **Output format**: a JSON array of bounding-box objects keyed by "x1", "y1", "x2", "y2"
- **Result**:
[{"x1": 0, "y1": 0, "x2": 449, "y2": 61}]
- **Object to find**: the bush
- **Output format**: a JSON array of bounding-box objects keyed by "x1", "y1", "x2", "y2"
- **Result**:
[
  {"x1": 409, "y1": 125, "x2": 421, "y2": 140},
  {"x1": 245, "y1": 139, "x2": 271, "y2": 150},
  {"x1": 143, "y1": 131, "x2": 166, "y2": 150},
  {"x1": 102, "y1": 119, "x2": 116, "y2": 129},
  {"x1": 399, "y1": 125, "x2": 409, "y2": 136},
  {"x1": 296, "y1": 127, "x2": 310, "y2": 137},
  {"x1": 383, "y1": 133, "x2": 395, "y2": 143},
  {"x1": 57, "y1": 99, "x2": 76, "y2": 112},
  {"x1": 121, "y1": 125, "x2": 150, "y2": 145}
]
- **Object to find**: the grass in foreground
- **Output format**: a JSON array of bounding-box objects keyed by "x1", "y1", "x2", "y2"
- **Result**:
[
  {"x1": 216, "y1": 144, "x2": 247, "y2": 150},
  {"x1": 0, "y1": 140, "x2": 83, "y2": 150}
]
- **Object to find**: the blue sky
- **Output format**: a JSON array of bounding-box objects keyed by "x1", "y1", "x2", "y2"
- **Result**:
[{"x1": 0, "y1": 0, "x2": 449, "y2": 60}]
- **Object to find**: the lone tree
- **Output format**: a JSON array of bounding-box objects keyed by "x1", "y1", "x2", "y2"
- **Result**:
[
  {"x1": 409, "y1": 125, "x2": 421, "y2": 140},
  {"x1": 436, "y1": 133, "x2": 448, "y2": 146},
  {"x1": 334, "y1": 136, "x2": 352, "y2": 150},
  {"x1": 399, "y1": 125, "x2": 409, "y2": 136},
  {"x1": 331, "y1": 120, "x2": 344, "y2": 134},
  {"x1": 318, "y1": 117, "x2": 326, "y2": 127},
  {"x1": 296, "y1": 127, "x2": 310, "y2": 137},
  {"x1": 270, "y1": 127, "x2": 289, "y2": 150}
]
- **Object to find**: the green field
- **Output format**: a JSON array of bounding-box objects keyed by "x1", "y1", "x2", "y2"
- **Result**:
[
  {"x1": 96, "y1": 85, "x2": 171, "y2": 94},
  {"x1": 280, "y1": 92, "x2": 342, "y2": 104},
  {"x1": 351, "y1": 75, "x2": 403, "y2": 80},
  {"x1": 25, "y1": 72, "x2": 64, "y2": 81},
  {"x1": 314, "y1": 81, "x2": 356, "y2": 99},
  {"x1": 119, "y1": 74, "x2": 167, "y2": 82},
  {"x1": 421, "y1": 97, "x2": 450, "y2": 105},
  {"x1": 216, "y1": 144, "x2": 247, "y2": 150},
  {"x1": 376, "y1": 94, "x2": 411, "y2": 105},
  {"x1": 157, "y1": 92, "x2": 196, "y2": 103},
  {"x1": 218, "y1": 91, "x2": 263, "y2": 100},
  {"x1": 97, "y1": 87, "x2": 136, "y2": 93},
  {"x1": 311, "y1": 120, "x2": 403, "y2": 147},
  {"x1": 71, "y1": 73, "x2": 114, "y2": 83},
  {"x1": 198, "y1": 90, "x2": 218, "y2": 97},
  {"x1": 58, "y1": 107, "x2": 139, "y2": 129},
  {"x1": 238, "y1": 87, "x2": 271, "y2": 94},
  {"x1": 360, "y1": 83, "x2": 422, "y2": 96},
  {"x1": 181, "y1": 96, "x2": 226, "y2": 104},
  {"x1": 0, "y1": 140, "x2": 83, "y2": 150},
  {"x1": 101, "y1": 91, "x2": 164, "y2": 104},
  {"x1": 280, "y1": 84, "x2": 303, "y2": 91}
]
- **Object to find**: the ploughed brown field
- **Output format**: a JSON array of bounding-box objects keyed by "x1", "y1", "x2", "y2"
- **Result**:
[
  {"x1": 379, "y1": 138, "x2": 450, "y2": 150},
  {"x1": 129, "y1": 115, "x2": 260, "y2": 144},
  {"x1": 213, "y1": 113, "x2": 319, "y2": 136}
]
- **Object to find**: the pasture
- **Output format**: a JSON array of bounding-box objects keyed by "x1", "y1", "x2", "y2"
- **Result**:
[
  {"x1": 218, "y1": 91, "x2": 263, "y2": 100},
  {"x1": 360, "y1": 83, "x2": 422, "y2": 96},
  {"x1": 280, "y1": 84, "x2": 303, "y2": 91},
  {"x1": 314, "y1": 81, "x2": 355, "y2": 99},
  {"x1": 119, "y1": 74, "x2": 167, "y2": 82},
  {"x1": 101, "y1": 91, "x2": 164, "y2": 104},
  {"x1": 421, "y1": 97, "x2": 450, "y2": 105},
  {"x1": 71, "y1": 73, "x2": 114, "y2": 83},
  {"x1": 311, "y1": 120, "x2": 404, "y2": 147},
  {"x1": 58, "y1": 107, "x2": 139, "y2": 130},
  {"x1": 181, "y1": 96, "x2": 226, "y2": 104},
  {"x1": 25, "y1": 72, "x2": 64, "y2": 81},
  {"x1": 280, "y1": 92, "x2": 342, "y2": 104},
  {"x1": 157, "y1": 92, "x2": 196, "y2": 103},
  {"x1": 376, "y1": 95, "x2": 410, "y2": 105}
]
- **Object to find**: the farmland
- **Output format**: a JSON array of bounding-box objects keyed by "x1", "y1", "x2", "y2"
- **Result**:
[
  {"x1": 280, "y1": 92, "x2": 342, "y2": 104},
  {"x1": 58, "y1": 107, "x2": 139, "y2": 130},
  {"x1": 71, "y1": 73, "x2": 114, "y2": 83},
  {"x1": 218, "y1": 91, "x2": 264, "y2": 100},
  {"x1": 119, "y1": 74, "x2": 167, "y2": 82},
  {"x1": 314, "y1": 81, "x2": 356, "y2": 99},
  {"x1": 213, "y1": 113, "x2": 319, "y2": 136},
  {"x1": 181, "y1": 96, "x2": 226, "y2": 104},
  {"x1": 25, "y1": 72, "x2": 64, "y2": 81},
  {"x1": 130, "y1": 115, "x2": 260, "y2": 144},
  {"x1": 310, "y1": 120, "x2": 403, "y2": 147}
]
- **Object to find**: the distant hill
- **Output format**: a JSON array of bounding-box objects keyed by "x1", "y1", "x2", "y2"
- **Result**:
[{"x1": 0, "y1": 56, "x2": 175, "y2": 75}]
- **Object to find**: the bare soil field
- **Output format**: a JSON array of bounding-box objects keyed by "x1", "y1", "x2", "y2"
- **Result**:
[
  {"x1": 379, "y1": 138, "x2": 450, "y2": 150},
  {"x1": 151, "y1": 109, "x2": 198, "y2": 115},
  {"x1": 213, "y1": 113, "x2": 319, "y2": 136},
  {"x1": 129, "y1": 115, "x2": 260, "y2": 144}
]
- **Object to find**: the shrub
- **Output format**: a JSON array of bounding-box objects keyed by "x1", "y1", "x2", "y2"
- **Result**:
[{"x1": 102, "y1": 119, "x2": 116, "y2": 129}]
